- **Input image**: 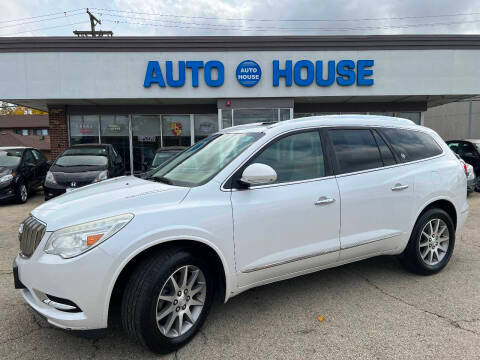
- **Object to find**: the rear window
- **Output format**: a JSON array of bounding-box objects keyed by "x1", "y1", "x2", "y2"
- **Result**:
[
  {"x1": 329, "y1": 129, "x2": 383, "y2": 174},
  {"x1": 381, "y1": 128, "x2": 442, "y2": 162}
]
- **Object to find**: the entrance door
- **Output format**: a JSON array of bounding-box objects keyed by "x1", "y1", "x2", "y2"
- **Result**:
[{"x1": 231, "y1": 130, "x2": 341, "y2": 288}]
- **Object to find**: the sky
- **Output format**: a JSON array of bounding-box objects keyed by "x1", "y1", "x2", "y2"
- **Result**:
[{"x1": 1, "y1": 0, "x2": 480, "y2": 37}]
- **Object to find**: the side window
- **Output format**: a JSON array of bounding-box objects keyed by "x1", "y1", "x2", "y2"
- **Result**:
[
  {"x1": 372, "y1": 130, "x2": 396, "y2": 166},
  {"x1": 31, "y1": 149, "x2": 45, "y2": 163},
  {"x1": 382, "y1": 128, "x2": 443, "y2": 162},
  {"x1": 23, "y1": 151, "x2": 35, "y2": 166},
  {"x1": 447, "y1": 142, "x2": 460, "y2": 154},
  {"x1": 253, "y1": 131, "x2": 325, "y2": 184},
  {"x1": 460, "y1": 142, "x2": 476, "y2": 156},
  {"x1": 329, "y1": 129, "x2": 383, "y2": 174}
]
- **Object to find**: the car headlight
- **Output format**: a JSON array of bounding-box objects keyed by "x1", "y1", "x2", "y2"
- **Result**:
[
  {"x1": 0, "y1": 174, "x2": 13, "y2": 184},
  {"x1": 44, "y1": 213, "x2": 134, "y2": 259},
  {"x1": 45, "y1": 171, "x2": 56, "y2": 184},
  {"x1": 93, "y1": 170, "x2": 108, "y2": 183}
]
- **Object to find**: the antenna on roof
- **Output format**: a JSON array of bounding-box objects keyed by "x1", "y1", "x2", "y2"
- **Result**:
[{"x1": 73, "y1": 8, "x2": 113, "y2": 37}]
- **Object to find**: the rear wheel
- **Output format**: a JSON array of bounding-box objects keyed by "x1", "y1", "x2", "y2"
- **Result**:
[
  {"x1": 121, "y1": 249, "x2": 213, "y2": 354},
  {"x1": 400, "y1": 208, "x2": 455, "y2": 275}
]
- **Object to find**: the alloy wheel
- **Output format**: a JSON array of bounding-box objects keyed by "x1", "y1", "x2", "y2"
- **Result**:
[
  {"x1": 418, "y1": 218, "x2": 449, "y2": 266},
  {"x1": 156, "y1": 265, "x2": 207, "y2": 338},
  {"x1": 20, "y1": 185, "x2": 27, "y2": 202}
]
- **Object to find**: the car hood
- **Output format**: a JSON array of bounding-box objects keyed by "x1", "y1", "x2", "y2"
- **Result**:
[
  {"x1": 0, "y1": 167, "x2": 12, "y2": 177},
  {"x1": 31, "y1": 176, "x2": 190, "y2": 231}
]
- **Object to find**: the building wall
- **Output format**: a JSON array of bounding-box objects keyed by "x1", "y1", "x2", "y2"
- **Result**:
[
  {"x1": 48, "y1": 108, "x2": 68, "y2": 159},
  {"x1": 424, "y1": 99, "x2": 480, "y2": 140}
]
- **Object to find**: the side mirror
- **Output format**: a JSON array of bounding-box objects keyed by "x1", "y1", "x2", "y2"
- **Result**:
[{"x1": 240, "y1": 163, "x2": 277, "y2": 187}]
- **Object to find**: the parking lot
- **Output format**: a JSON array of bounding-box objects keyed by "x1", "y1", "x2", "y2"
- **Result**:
[{"x1": 0, "y1": 192, "x2": 478, "y2": 359}]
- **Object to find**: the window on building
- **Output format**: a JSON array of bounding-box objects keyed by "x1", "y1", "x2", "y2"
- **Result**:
[
  {"x1": 253, "y1": 131, "x2": 325, "y2": 184},
  {"x1": 329, "y1": 129, "x2": 383, "y2": 174},
  {"x1": 132, "y1": 115, "x2": 161, "y2": 174},
  {"x1": 100, "y1": 115, "x2": 129, "y2": 175},
  {"x1": 381, "y1": 128, "x2": 442, "y2": 162},
  {"x1": 35, "y1": 129, "x2": 49, "y2": 136},
  {"x1": 162, "y1": 115, "x2": 191, "y2": 147},
  {"x1": 16, "y1": 129, "x2": 29, "y2": 136},
  {"x1": 69, "y1": 115, "x2": 100, "y2": 145},
  {"x1": 194, "y1": 114, "x2": 218, "y2": 143}
]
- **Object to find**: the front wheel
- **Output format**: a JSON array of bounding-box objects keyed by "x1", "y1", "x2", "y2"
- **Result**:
[
  {"x1": 121, "y1": 249, "x2": 213, "y2": 354},
  {"x1": 400, "y1": 208, "x2": 455, "y2": 275},
  {"x1": 16, "y1": 183, "x2": 28, "y2": 204}
]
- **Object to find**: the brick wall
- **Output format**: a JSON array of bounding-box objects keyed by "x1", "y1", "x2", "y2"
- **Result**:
[{"x1": 48, "y1": 107, "x2": 68, "y2": 159}]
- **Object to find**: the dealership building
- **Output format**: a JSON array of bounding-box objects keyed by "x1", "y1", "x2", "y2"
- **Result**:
[{"x1": 1, "y1": 35, "x2": 480, "y2": 174}]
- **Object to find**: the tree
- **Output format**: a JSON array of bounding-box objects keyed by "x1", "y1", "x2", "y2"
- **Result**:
[{"x1": 0, "y1": 101, "x2": 47, "y2": 115}]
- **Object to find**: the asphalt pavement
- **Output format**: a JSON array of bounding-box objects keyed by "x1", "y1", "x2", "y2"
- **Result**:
[{"x1": 0, "y1": 192, "x2": 479, "y2": 359}]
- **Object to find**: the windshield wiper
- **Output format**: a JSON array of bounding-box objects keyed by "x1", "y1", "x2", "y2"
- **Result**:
[{"x1": 151, "y1": 176, "x2": 173, "y2": 185}]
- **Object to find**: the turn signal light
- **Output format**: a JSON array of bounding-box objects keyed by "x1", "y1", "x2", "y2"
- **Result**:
[{"x1": 87, "y1": 234, "x2": 104, "y2": 246}]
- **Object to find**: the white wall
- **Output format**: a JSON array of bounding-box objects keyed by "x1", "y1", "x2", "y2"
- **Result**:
[{"x1": 1, "y1": 49, "x2": 480, "y2": 100}]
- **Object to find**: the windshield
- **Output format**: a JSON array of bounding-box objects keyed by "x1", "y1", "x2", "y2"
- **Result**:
[
  {"x1": 62, "y1": 147, "x2": 108, "y2": 156},
  {"x1": 151, "y1": 133, "x2": 263, "y2": 187},
  {"x1": 473, "y1": 143, "x2": 480, "y2": 153},
  {"x1": 55, "y1": 155, "x2": 108, "y2": 167},
  {"x1": 0, "y1": 149, "x2": 22, "y2": 167}
]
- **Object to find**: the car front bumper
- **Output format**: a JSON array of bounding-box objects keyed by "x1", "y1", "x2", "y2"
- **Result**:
[
  {"x1": 43, "y1": 184, "x2": 66, "y2": 200},
  {"x1": 0, "y1": 181, "x2": 16, "y2": 201},
  {"x1": 14, "y1": 234, "x2": 115, "y2": 330}
]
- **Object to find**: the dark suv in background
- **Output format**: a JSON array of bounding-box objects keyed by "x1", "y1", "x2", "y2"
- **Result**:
[
  {"x1": 447, "y1": 139, "x2": 480, "y2": 191},
  {"x1": 0, "y1": 147, "x2": 49, "y2": 203},
  {"x1": 44, "y1": 144, "x2": 125, "y2": 200}
]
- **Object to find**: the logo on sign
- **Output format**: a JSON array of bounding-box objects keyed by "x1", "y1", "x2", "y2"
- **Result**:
[
  {"x1": 171, "y1": 122, "x2": 183, "y2": 136},
  {"x1": 236, "y1": 60, "x2": 261, "y2": 87}
]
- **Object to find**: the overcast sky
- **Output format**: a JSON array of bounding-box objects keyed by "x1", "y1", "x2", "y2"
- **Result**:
[{"x1": 1, "y1": 0, "x2": 480, "y2": 37}]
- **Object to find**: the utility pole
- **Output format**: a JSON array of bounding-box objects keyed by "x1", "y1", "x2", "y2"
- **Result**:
[{"x1": 73, "y1": 8, "x2": 113, "y2": 37}]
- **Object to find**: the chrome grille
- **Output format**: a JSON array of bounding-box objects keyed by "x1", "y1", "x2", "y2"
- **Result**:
[{"x1": 19, "y1": 216, "x2": 46, "y2": 258}]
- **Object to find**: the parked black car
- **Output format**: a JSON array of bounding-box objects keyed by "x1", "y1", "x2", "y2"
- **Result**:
[
  {"x1": 446, "y1": 139, "x2": 480, "y2": 191},
  {"x1": 44, "y1": 144, "x2": 125, "y2": 200},
  {"x1": 0, "y1": 147, "x2": 50, "y2": 203}
]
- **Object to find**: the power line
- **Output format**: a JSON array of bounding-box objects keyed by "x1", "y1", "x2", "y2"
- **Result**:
[
  {"x1": 104, "y1": 16, "x2": 480, "y2": 32},
  {"x1": 0, "y1": 12, "x2": 84, "y2": 30},
  {"x1": 0, "y1": 8, "x2": 85, "y2": 24},
  {"x1": 94, "y1": 7, "x2": 480, "y2": 23},
  {"x1": 0, "y1": 21, "x2": 89, "y2": 37}
]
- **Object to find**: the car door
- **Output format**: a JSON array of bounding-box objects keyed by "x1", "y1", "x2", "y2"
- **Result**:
[
  {"x1": 31, "y1": 149, "x2": 48, "y2": 186},
  {"x1": 327, "y1": 128, "x2": 415, "y2": 261},
  {"x1": 21, "y1": 150, "x2": 37, "y2": 189},
  {"x1": 231, "y1": 129, "x2": 341, "y2": 288}
]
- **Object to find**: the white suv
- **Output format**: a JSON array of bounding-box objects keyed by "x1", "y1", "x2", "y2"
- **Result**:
[{"x1": 14, "y1": 115, "x2": 469, "y2": 353}]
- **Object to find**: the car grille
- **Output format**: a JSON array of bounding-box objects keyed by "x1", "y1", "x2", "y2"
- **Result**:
[
  {"x1": 53, "y1": 171, "x2": 99, "y2": 188},
  {"x1": 19, "y1": 216, "x2": 46, "y2": 258}
]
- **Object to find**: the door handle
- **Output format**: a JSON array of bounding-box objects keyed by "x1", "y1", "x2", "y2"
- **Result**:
[
  {"x1": 391, "y1": 184, "x2": 409, "y2": 191},
  {"x1": 315, "y1": 196, "x2": 336, "y2": 205}
]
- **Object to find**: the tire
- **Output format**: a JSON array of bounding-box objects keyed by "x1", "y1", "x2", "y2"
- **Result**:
[
  {"x1": 16, "y1": 183, "x2": 28, "y2": 204},
  {"x1": 400, "y1": 208, "x2": 455, "y2": 275},
  {"x1": 121, "y1": 248, "x2": 214, "y2": 354}
]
